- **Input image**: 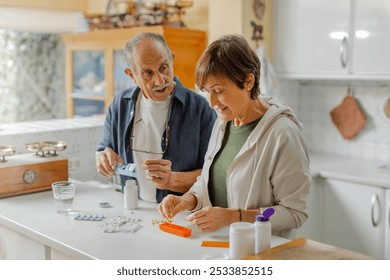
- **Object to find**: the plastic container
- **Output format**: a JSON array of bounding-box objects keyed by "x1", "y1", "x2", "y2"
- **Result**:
[
  {"x1": 124, "y1": 180, "x2": 138, "y2": 210},
  {"x1": 229, "y1": 222, "x2": 255, "y2": 260},
  {"x1": 254, "y1": 208, "x2": 275, "y2": 254}
]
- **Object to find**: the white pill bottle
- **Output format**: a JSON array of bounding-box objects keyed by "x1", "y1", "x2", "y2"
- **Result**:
[
  {"x1": 254, "y1": 208, "x2": 275, "y2": 254},
  {"x1": 124, "y1": 179, "x2": 138, "y2": 210}
]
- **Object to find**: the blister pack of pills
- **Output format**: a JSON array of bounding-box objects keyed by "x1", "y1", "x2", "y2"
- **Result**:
[
  {"x1": 102, "y1": 216, "x2": 143, "y2": 233},
  {"x1": 74, "y1": 213, "x2": 106, "y2": 221},
  {"x1": 114, "y1": 163, "x2": 137, "y2": 177}
]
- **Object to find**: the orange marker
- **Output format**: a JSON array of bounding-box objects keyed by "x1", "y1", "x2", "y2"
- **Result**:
[{"x1": 159, "y1": 222, "x2": 191, "y2": 237}]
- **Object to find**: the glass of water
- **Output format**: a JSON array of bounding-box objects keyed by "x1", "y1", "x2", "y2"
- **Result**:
[{"x1": 51, "y1": 181, "x2": 75, "y2": 213}]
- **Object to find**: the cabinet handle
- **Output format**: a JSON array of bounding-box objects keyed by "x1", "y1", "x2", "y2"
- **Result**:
[
  {"x1": 371, "y1": 194, "x2": 380, "y2": 227},
  {"x1": 339, "y1": 36, "x2": 349, "y2": 68}
]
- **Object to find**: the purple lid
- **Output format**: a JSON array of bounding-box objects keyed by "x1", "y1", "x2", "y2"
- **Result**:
[{"x1": 256, "y1": 208, "x2": 275, "y2": 222}]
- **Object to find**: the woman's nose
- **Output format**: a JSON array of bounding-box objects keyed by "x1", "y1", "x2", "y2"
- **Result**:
[{"x1": 208, "y1": 92, "x2": 217, "y2": 107}]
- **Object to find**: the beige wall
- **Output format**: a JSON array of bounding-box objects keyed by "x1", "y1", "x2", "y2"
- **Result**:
[
  {"x1": 181, "y1": 0, "x2": 208, "y2": 31},
  {"x1": 209, "y1": 0, "x2": 272, "y2": 59},
  {"x1": 85, "y1": 0, "x2": 106, "y2": 15}
]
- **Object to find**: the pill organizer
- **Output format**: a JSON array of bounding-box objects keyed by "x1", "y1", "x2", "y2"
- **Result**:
[
  {"x1": 159, "y1": 222, "x2": 191, "y2": 237},
  {"x1": 114, "y1": 163, "x2": 137, "y2": 177},
  {"x1": 74, "y1": 213, "x2": 106, "y2": 221}
]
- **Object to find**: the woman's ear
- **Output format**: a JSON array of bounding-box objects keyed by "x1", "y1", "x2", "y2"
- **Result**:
[{"x1": 244, "y1": 73, "x2": 255, "y2": 91}]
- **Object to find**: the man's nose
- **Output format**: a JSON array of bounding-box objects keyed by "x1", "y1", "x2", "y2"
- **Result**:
[{"x1": 154, "y1": 72, "x2": 165, "y2": 86}]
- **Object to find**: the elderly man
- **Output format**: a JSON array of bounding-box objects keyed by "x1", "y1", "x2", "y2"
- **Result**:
[{"x1": 96, "y1": 32, "x2": 216, "y2": 203}]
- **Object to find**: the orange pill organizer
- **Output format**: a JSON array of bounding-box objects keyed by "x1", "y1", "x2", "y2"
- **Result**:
[{"x1": 159, "y1": 222, "x2": 192, "y2": 237}]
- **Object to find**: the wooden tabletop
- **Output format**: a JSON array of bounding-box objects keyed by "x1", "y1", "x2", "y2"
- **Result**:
[{"x1": 244, "y1": 238, "x2": 375, "y2": 260}]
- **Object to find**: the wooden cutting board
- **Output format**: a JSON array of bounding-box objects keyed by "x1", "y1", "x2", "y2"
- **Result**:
[{"x1": 244, "y1": 238, "x2": 375, "y2": 260}]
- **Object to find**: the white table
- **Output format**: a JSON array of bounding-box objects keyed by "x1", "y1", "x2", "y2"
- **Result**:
[{"x1": 0, "y1": 181, "x2": 288, "y2": 260}]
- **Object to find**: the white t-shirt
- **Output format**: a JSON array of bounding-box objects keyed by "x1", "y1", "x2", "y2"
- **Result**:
[{"x1": 132, "y1": 93, "x2": 172, "y2": 202}]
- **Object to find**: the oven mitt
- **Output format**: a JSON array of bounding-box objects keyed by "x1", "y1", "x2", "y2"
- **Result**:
[{"x1": 330, "y1": 96, "x2": 366, "y2": 140}]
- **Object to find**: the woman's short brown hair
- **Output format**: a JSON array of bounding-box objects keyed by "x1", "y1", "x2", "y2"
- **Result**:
[{"x1": 196, "y1": 35, "x2": 261, "y2": 99}]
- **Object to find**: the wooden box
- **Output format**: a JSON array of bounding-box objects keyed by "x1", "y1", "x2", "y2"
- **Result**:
[{"x1": 0, "y1": 154, "x2": 68, "y2": 198}]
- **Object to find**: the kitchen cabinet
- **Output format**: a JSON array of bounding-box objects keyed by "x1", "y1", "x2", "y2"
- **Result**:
[
  {"x1": 0, "y1": 224, "x2": 47, "y2": 259},
  {"x1": 272, "y1": 0, "x2": 390, "y2": 80},
  {"x1": 321, "y1": 179, "x2": 385, "y2": 259},
  {"x1": 61, "y1": 26, "x2": 207, "y2": 117},
  {"x1": 353, "y1": 0, "x2": 390, "y2": 75}
]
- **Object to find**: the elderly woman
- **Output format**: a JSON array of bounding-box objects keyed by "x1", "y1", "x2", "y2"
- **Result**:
[{"x1": 158, "y1": 35, "x2": 310, "y2": 238}]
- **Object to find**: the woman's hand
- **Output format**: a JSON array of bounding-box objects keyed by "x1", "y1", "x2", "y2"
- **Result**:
[
  {"x1": 158, "y1": 194, "x2": 196, "y2": 219},
  {"x1": 186, "y1": 207, "x2": 236, "y2": 232}
]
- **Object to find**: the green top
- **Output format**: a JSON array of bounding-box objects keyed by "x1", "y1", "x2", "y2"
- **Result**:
[{"x1": 208, "y1": 117, "x2": 261, "y2": 207}]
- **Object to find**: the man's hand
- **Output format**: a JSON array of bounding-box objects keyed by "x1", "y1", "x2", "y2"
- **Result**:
[
  {"x1": 143, "y1": 159, "x2": 173, "y2": 189},
  {"x1": 96, "y1": 147, "x2": 123, "y2": 177}
]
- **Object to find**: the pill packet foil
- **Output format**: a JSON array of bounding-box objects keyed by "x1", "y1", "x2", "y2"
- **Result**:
[{"x1": 102, "y1": 216, "x2": 142, "y2": 233}]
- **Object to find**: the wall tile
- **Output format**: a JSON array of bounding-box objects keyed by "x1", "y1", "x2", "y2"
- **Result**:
[{"x1": 276, "y1": 80, "x2": 390, "y2": 163}]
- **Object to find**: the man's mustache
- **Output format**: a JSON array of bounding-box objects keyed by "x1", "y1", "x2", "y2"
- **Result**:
[{"x1": 152, "y1": 83, "x2": 170, "y2": 91}]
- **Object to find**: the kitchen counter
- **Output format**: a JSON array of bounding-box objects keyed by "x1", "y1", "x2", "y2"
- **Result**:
[
  {"x1": 1, "y1": 153, "x2": 386, "y2": 260},
  {"x1": 310, "y1": 152, "x2": 390, "y2": 188},
  {"x1": 0, "y1": 181, "x2": 288, "y2": 260}
]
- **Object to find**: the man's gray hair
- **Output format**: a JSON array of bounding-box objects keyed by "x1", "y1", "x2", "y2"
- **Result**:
[{"x1": 124, "y1": 32, "x2": 172, "y2": 70}]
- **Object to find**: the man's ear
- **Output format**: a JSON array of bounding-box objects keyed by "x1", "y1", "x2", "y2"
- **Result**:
[
  {"x1": 124, "y1": 68, "x2": 137, "y2": 83},
  {"x1": 124, "y1": 68, "x2": 133, "y2": 79}
]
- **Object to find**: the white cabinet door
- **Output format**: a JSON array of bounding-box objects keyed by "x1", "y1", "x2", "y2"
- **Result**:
[
  {"x1": 273, "y1": 0, "x2": 390, "y2": 79},
  {"x1": 353, "y1": 0, "x2": 390, "y2": 75},
  {"x1": 0, "y1": 224, "x2": 47, "y2": 259},
  {"x1": 385, "y1": 189, "x2": 390, "y2": 260},
  {"x1": 294, "y1": 177, "x2": 323, "y2": 241},
  {"x1": 273, "y1": 0, "x2": 351, "y2": 77},
  {"x1": 322, "y1": 179, "x2": 385, "y2": 259}
]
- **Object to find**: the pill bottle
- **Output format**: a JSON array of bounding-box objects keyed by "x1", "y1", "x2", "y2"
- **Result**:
[
  {"x1": 229, "y1": 222, "x2": 255, "y2": 260},
  {"x1": 124, "y1": 180, "x2": 138, "y2": 210},
  {"x1": 254, "y1": 208, "x2": 275, "y2": 254}
]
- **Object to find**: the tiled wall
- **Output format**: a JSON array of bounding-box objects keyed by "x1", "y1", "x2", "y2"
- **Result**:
[
  {"x1": 275, "y1": 79, "x2": 390, "y2": 163},
  {"x1": 0, "y1": 117, "x2": 106, "y2": 182}
]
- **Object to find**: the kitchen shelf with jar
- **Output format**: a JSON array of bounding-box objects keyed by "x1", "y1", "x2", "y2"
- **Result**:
[{"x1": 61, "y1": 25, "x2": 207, "y2": 118}]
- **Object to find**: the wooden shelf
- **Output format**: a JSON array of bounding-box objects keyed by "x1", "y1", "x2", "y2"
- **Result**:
[
  {"x1": 0, "y1": 0, "x2": 86, "y2": 11},
  {"x1": 72, "y1": 95, "x2": 106, "y2": 101}
]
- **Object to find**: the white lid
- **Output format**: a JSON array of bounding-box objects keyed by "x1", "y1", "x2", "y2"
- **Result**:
[
  {"x1": 229, "y1": 222, "x2": 255, "y2": 233},
  {"x1": 125, "y1": 179, "x2": 137, "y2": 186}
]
